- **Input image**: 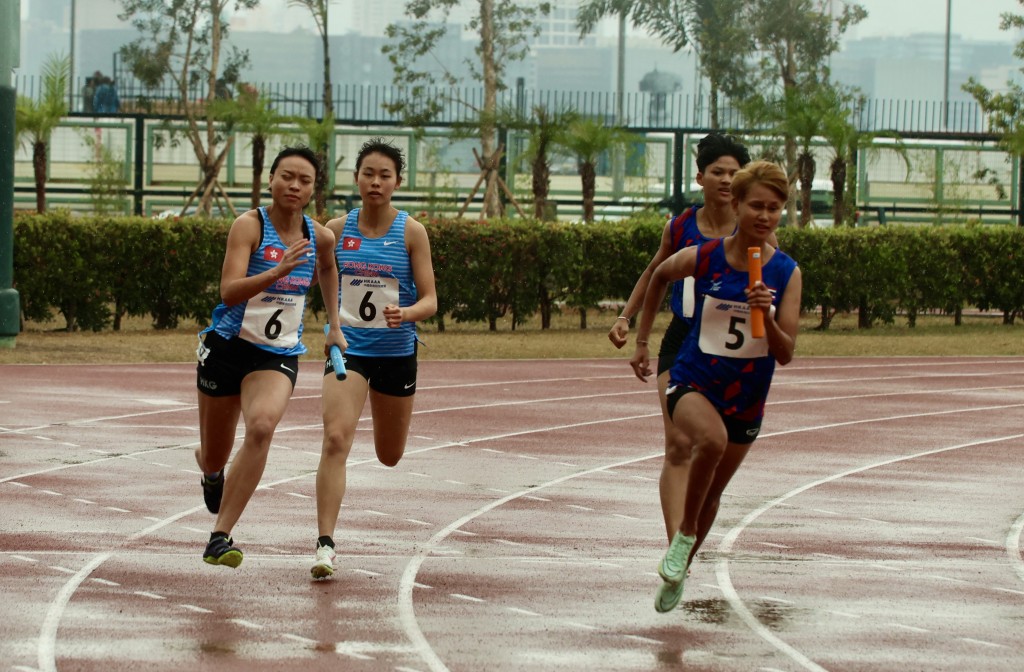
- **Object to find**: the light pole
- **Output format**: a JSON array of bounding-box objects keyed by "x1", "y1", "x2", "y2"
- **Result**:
[
  {"x1": 69, "y1": 0, "x2": 76, "y2": 109},
  {"x1": 943, "y1": 0, "x2": 952, "y2": 128}
]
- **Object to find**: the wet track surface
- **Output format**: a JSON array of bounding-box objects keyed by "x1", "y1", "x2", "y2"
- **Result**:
[{"x1": 2, "y1": 357, "x2": 1023, "y2": 671}]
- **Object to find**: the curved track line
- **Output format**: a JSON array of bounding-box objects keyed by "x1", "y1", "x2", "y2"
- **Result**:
[
  {"x1": 26, "y1": 385, "x2": 1024, "y2": 670},
  {"x1": 397, "y1": 453, "x2": 656, "y2": 672},
  {"x1": 715, "y1": 433, "x2": 1024, "y2": 672},
  {"x1": 1008, "y1": 510, "x2": 1024, "y2": 586},
  {"x1": 38, "y1": 553, "x2": 111, "y2": 672}
]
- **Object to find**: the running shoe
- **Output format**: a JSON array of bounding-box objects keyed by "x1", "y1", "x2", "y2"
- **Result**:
[
  {"x1": 310, "y1": 543, "x2": 337, "y2": 579},
  {"x1": 203, "y1": 534, "x2": 243, "y2": 568},
  {"x1": 654, "y1": 578, "x2": 684, "y2": 613},
  {"x1": 658, "y1": 531, "x2": 696, "y2": 585},
  {"x1": 201, "y1": 471, "x2": 224, "y2": 514}
]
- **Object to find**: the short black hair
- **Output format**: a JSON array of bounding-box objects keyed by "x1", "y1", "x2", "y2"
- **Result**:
[
  {"x1": 695, "y1": 132, "x2": 751, "y2": 172},
  {"x1": 355, "y1": 137, "x2": 405, "y2": 179},
  {"x1": 270, "y1": 146, "x2": 321, "y2": 181}
]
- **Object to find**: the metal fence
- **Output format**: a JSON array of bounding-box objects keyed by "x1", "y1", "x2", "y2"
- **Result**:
[{"x1": 14, "y1": 74, "x2": 999, "y2": 136}]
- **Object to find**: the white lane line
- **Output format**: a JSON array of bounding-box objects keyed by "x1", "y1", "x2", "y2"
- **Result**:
[
  {"x1": 282, "y1": 633, "x2": 316, "y2": 645},
  {"x1": 12, "y1": 555, "x2": 37, "y2": 563},
  {"x1": 133, "y1": 591, "x2": 165, "y2": 600},
  {"x1": 49, "y1": 566, "x2": 76, "y2": 575},
  {"x1": 623, "y1": 634, "x2": 663, "y2": 645},
  {"x1": 523, "y1": 495, "x2": 550, "y2": 502},
  {"x1": 91, "y1": 578, "x2": 119, "y2": 587},
  {"x1": 398, "y1": 449, "x2": 662, "y2": 672},
  {"x1": 449, "y1": 594, "x2": 485, "y2": 603},
  {"x1": 966, "y1": 536, "x2": 999, "y2": 545},
  {"x1": 506, "y1": 607, "x2": 541, "y2": 617},
  {"x1": 1007, "y1": 509, "x2": 1024, "y2": 586},
  {"x1": 993, "y1": 587, "x2": 1024, "y2": 596},
  {"x1": 922, "y1": 575, "x2": 969, "y2": 584},
  {"x1": 105, "y1": 507, "x2": 132, "y2": 513},
  {"x1": 38, "y1": 553, "x2": 112, "y2": 672},
  {"x1": 828, "y1": 611, "x2": 861, "y2": 619},
  {"x1": 286, "y1": 492, "x2": 311, "y2": 499},
  {"x1": 406, "y1": 519, "x2": 432, "y2": 526},
  {"x1": 230, "y1": 619, "x2": 264, "y2": 630},
  {"x1": 960, "y1": 637, "x2": 1007, "y2": 648},
  {"x1": 888, "y1": 622, "x2": 929, "y2": 633},
  {"x1": 562, "y1": 621, "x2": 599, "y2": 630},
  {"x1": 180, "y1": 604, "x2": 212, "y2": 614},
  {"x1": 716, "y1": 432, "x2": 1023, "y2": 672}
]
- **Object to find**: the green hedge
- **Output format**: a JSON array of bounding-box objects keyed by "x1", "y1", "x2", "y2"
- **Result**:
[{"x1": 12, "y1": 211, "x2": 1024, "y2": 331}]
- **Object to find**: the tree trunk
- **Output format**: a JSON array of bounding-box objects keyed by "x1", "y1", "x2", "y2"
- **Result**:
[
  {"x1": 251, "y1": 134, "x2": 266, "y2": 209},
  {"x1": 321, "y1": 26, "x2": 333, "y2": 119},
  {"x1": 33, "y1": 141, "x2": 47, "y2": 213},
  {"x1": 532, "y1": 146, "x2": 549, "y2": 220},
  {"x1": 580, "y1": 161, "x2": 596, "y2": 222},
  {"x1": 578, "y1": 307, "x2": 587, "y2": 329},
  {"x1": 479, "y1": 0, "x2": 502, "y2": 217},
  {"x1": 798, "y1": 151, "x2": 815, "y2": 227},
  {"x1": 831, "y1": 158, "x2": 847, "y2": 227}
]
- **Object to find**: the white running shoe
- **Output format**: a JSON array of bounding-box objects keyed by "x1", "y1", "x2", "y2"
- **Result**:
[{"x1": 311, "y1": 544, "x2": 336, "y2": 579}]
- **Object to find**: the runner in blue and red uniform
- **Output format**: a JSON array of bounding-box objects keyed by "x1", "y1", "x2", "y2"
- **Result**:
[
  {"x1": 608, "y1": 133, "x2": 751, "y2": 559},
  {"x1": 630, "y1": 161, "x2": 802, "y2": 612}
]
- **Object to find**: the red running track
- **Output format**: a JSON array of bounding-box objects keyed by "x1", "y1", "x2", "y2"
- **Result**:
[{"x1": 1, "y1": 356, "x2": 1023, "y2": 672}]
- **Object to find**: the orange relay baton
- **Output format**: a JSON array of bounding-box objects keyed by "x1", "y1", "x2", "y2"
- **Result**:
[{"x1": 748, "y1": 247, "x2": 765, "y2": 338}]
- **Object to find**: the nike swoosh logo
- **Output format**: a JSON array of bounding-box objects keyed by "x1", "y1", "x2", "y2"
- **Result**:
[
  {"x1": 383, "y1": 241, "x2": 399, "y2": 246},
  {"x1": 280, "y1": 363, "x2": 295, "y2": 373},
  {"x1": 404, "y1": 382, "x2": 415, "y2": 389}
]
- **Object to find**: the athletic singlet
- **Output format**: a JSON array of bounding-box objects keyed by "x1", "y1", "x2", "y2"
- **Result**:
[
  {"x1": 201, "y1": 207, "x2": 316, "y2": 356},
  {"x1": 669, "y1": 238, "x2": 798, "y2": 422},
  {"x1": 336, "y1": 208, "x2": 417, "y2": 357},
  {"x1": 668, "y1": 206, "x2": 733, "y2": 321}
]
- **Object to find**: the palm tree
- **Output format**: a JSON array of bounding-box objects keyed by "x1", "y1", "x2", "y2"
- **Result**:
[
  {"x1": 294, "y1": 113, "x2": 335, "y2": 218},
  {"x1": 14, "y1": 54, "x2": 70, "y2": 213},
  {"x1": 557, "y1": 117, "x2": 639, "y2": 223},
  {"x1": 213, "y1": 86, "x2": 286, "y2": 209}
]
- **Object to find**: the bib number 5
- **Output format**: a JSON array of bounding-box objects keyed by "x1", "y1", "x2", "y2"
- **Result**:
[{"x1": 698, "y1": 298, "x2": 769, "y2": 359}]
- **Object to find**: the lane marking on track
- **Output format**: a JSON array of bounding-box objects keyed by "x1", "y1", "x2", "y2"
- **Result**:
[
  {"x1": 960, "y1": 637, "x2": 1008, "y2": 648},
  {"x1": 1008, "y1": 510, "x2": 1024, "y2": 587},
  {"x1": 20, "y1": 370, "x2": 1024, "y2": 671},
  {"x1": 715, "y1": 433, "x2": 1024, "y2": 672}
]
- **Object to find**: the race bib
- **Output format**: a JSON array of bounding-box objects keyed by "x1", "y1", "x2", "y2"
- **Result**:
[
  {"x1": 340, "y1": 274, "x2": 399, "y2": 328},
  {"x1": 698, "y1": 297, "x2": 770, "y2": 359},
  {"x1": 239, "y1": 291, "x2": 303, "y2": 349}
]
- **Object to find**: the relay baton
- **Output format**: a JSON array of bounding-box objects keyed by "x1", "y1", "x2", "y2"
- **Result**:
[
  {"x1": 324, "y1": 324, "x2": 346, "y2": 380},
  {"x1": 747, "y1": 247, "x2": 765, "y2": 339}
]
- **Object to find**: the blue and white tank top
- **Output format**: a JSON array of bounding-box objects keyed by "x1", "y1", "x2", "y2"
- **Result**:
[
  {"x1": 336, "y1": 208, "x2": 418, "y2": 357},
  {"x1": 202, "y1": 207, "x2": 316, "y2": 356},
  {"x1": 670, "y1": 239, "x2": 798, "y2": 422}
]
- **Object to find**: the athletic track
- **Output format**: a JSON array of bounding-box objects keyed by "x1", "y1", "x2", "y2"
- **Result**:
[{"x1": 1, "y1": 356, "x2": 1022, "y2": 671}]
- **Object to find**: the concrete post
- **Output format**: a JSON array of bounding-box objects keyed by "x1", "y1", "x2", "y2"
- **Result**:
[{"x1": 0, "y1": 0, "x2": 23, "y2": 347}]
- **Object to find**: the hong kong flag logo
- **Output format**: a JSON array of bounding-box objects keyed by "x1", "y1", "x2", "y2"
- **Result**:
[
  {"x1": 342, "y1": 237, "x2": 361, "y2": 251},
  {"x1": 263, "y1": 246, "x2": 285, "y2": 262}
]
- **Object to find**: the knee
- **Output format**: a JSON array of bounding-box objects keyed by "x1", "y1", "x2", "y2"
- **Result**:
[
  {"x1": 244, "y1": 415, "x2": 278, "y2": 448},
  {"x1": 663, "y1": 434, "x2": 691, "y2": 467},
  {"x1": 693, "y1": 437, "x2": 726, "y2": 463},
  {"x1": 322, "y1": 431, "x2": 354, "y2": 460},
  {"x1": 375, "y1": 445, "x2": 404, "y2": 468}
]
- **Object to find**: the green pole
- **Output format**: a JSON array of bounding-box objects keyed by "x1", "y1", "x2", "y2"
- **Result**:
[{"x1": 0, "y1": 0, "x2": 21, "y2": 347}]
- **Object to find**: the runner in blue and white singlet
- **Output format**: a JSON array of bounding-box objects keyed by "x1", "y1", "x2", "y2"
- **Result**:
[
  {"x1": 202, "y1": 206, "x2": 316, "y2": 356},
  {"x1": 312, "y1": 138, "x2": 438, "y2": 581},
  {"x1": 193, "y1": 146, "x2": 343, "y2": 571},
  {"x1": 336, "y1": 208, "x2": 417, "y2": 357}
]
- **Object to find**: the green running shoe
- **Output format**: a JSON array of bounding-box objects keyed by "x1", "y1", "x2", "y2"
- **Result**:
[
  {"x1": 203, "y1": 534, "x2": 243, "y2": 568},
  {"x1": 654, "y1": 578, "x2": 684, "y2": 613},
  {"x1": 658, "y1": 532, "x2": 696, "y2": 585}
]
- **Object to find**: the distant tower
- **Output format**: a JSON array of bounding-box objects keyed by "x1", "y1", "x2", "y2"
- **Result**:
[{"x1": 639, "y1": 67, "x2": 682, "y2": 125}]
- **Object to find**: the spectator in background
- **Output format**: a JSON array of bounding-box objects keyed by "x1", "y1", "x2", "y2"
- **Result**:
[
  {"x1": 81, "y1": 71, "x2": 101, "y2": 113},
  {"x1": 93, "y1": 77, "x2": 120, "y2": 114}
]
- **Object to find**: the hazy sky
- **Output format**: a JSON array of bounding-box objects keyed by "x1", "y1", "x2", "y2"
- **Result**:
[
  {"x1": 846, "y1": 0, "x2": 1018, "y2": 42},
  {"x1": 17, "y1": 0, "x2": 1023, "y2": 43}
]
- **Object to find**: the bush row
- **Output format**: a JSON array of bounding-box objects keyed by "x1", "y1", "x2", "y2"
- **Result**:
[{"x1": 12, "y1": 211, "x2": 1024, "y2": 332}]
